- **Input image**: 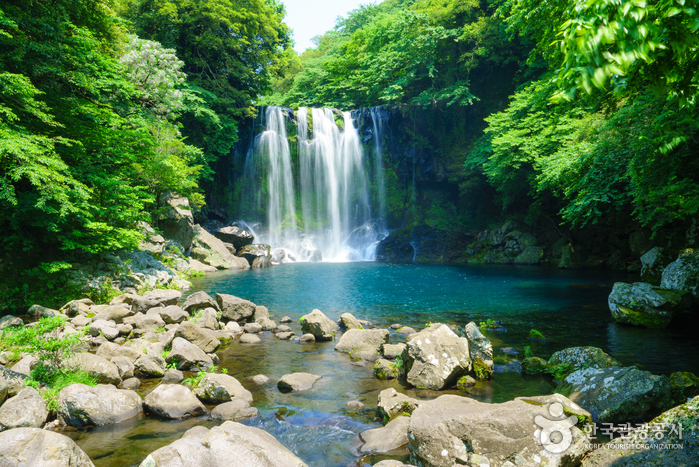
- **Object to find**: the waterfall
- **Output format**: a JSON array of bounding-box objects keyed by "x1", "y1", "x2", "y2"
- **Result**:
[
  {"x1": 370, "y1": 106, "x2": 388, "y2": 235},
  {"x1": 242, "y1": 106, "x2": 387, "y2": 262}
]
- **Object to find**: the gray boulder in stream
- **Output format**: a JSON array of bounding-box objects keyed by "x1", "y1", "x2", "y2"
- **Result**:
[
  {"x1": 335, "y1": 328, "x2": 389, "y2": 361},
  {"x1": 237, "y1": 244, "x2": 272, "y2": 268},
  {"x1": 57, "y1": 384, "x2": 142, "y2": 426},
  {"x1": 193, "y1": 374, "x2": 253, "y2": 404},
  {"x1": 408, "y1": 394, "x2": 592, "y2": 467},
  {"x1": 0, "y1": 387, "x2": 48, "y2": 430},
  {"x1": 138, "y1": 422, "x2": 308, "y2": 467},
  {"x1": 557, "y1": 366, "x2": 672, "y2": 423},
  {"x1": 216, "y1": 293, "x2": 256, "y2": 322},
  {"x1": 0, "y1": 428, "x2": 95, "y2": 467},
  {"x1": 402, "y1": 323, "x2": 471, "y2": 390},
  {"x1": 464, "y1": 322, "x2": 493, "y2": 380},
  {"x1": 300, "y1": 309, "x2": 339, "y2": 341},
  {"x1": 144, "y1": 384, "x2": 205, "y2": 419},
  {"x1": 167, "y1": 337, "x2": 213, "y2": 370},
  {"x1": 608, "y1": 281, "x2": 690, "y2": 328}
]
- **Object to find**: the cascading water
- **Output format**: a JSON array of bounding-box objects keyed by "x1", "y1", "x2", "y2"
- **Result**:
[{"x1": 242, "y1": 106, "x2": 387, "y2": 262}]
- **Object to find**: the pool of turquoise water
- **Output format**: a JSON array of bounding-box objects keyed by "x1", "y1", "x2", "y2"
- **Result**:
[{"x1": 67, "y1": 262, "x2": 699, "y2": 467}]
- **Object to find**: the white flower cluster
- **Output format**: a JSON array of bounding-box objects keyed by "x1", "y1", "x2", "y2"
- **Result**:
[{"x1": 120, "y1": 35, "x2": 187, "y2": 118}]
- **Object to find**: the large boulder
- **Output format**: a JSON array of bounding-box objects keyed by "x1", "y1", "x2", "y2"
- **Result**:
[
  {"x1": 660, "y1": 252, "x2": 699, "y2": 296},
  {"x1": 408, "y1": 394, "x2": 592, "y2": 467},
  {"x1": 300, "y1": 309, "x2": 339, "y2": 342},
  {"x1": 640, "y1": 246, "x2": 674, "y2": 285},
  {"x1": 360, "y1": 416, "x2": 410, "y2": 454},
  {"x1": 158, "y1": 192, "x2": 196, "y2": 249},
  {"x1": 377, "y1": 388, "x2": 422, "y2": 421},
  {"x1": 608, "y1": 281, "x2": 690, "y2": 328},
  {"x1": 557, "y1": 366, "x2": 672, "y2": 423},
  {"x1": 548, "y1": 346, "x2": 620, "y2": 372},
  {"x1": 142, "y1": 289, "x2": 182, "y2": 307},
  {"x1": 335, "y1": 329, "x2": 389, "y2": 361},
  {"x1": 0, "y1": 428, "x2": 95, "y2": 467},
  {"x1": 402, "y1": 324, "x2": 471, "y2": 390},
  {"x1": 182, "y1": 291, "x2": 220, "y2": 313},
  {"x1": 277, "y1": 373, "x2": 322, "y2": 392},
  {"x1": 582, "y1": 395, "x2": 699, "y2": 467},
  {"x1": 57, "y1": 384, "x2": 142, "y2": 426},
  {"x1": 216, "y1": 293, "x2": 256, "y2": 322},
  {"x1": 93, "y1": 304, "x2": 134, "y2": 324},
  {"x1": 138, "y1": 422, "x2": 308, "y2": 467},
  {"x1": 190, "y1": 225, "x2": 250, "y2": 270},
  {"x1": 167, "y1": 337, "x2": 214, "y2": 370},
  {"x1": 210, "y1": 399, "x2": 259, "y2": 421},
  {"x1": 213, "y1": 226, "x2": 254, "y2": 250},
  {"x1": 175, "y1": 321, "x2": 220, "y2": 353},
  {"x1": 134, "y1": 354, "x2": 167, "y2": 378},
  {"x1": 513, "y1": 246, "x2": 544, "y2": 265},
  {"x1": 464, "y1": 322, "x2": 494, "y2": 380},
  {"x1": 193, "y1": 374, "x2": 253, "y2": 404},
  {"x1": 144, "y1": 384, "x2": 205, "y2": 419},
  {"x1": 338, "y1": 312, "x2": 363, "y2": 330},
  {"x1": 237, "y1": 244, "x2": 272, "y2": 268},
  {"x1": 0, "y1": 365, "x2": 28, "y2": 397},
  {"x1": 67, "y1": 353, "x2": 121, "y2": 385},
  {"x1": 160, "y1": 305, "x2": 189, "y2": 324},
  {"x1": 0, "y1": 387, "x2": 48, "y2": 431}
]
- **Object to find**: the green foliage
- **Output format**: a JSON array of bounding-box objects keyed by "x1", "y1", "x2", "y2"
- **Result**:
[
  {"x1": 26, "y1": 366, "x2": 97, "y2": 412},
  {"x1": 546, "y1": 362, "x2": 577, "y2": 382},
  {"x1": 0, "y1": 316, "x2": 79, "y2": 369},
  {"x1": 524, "y1": 345, "x2": 534, "y2": 360},
  {"x1": 529, "y1": 329, "x2": 547, "y2": 341},
  {"x1": 181, "y1": 364, "x2": 225, "y2": 387},
  {"x1": 478, "y1": 319, "x2": 499, "y2": 330}
]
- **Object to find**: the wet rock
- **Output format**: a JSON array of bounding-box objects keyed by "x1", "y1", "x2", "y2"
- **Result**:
[
  {"x1": 175, "y1": 321, "x2": 220, "y2": 353},
  {"x1": 244, "y1": 322, "x2": 263, "y2": 334},
  {"x1": 513, "y1": 246, "x2": 544, "y2": 265},
  {"x1": 238, "y1": 244, "x2": 272, "y2": 268},
  {"x1": 374, "y1": 358, "x2": 399, "y2": 380},
  {"x1": 253, "y1": 305, "x2": 270, "y2": 320},
  {"x1": 162, "y1": 369, "x2": 184, "y2": 383},
  {"x1": 377, "y1": 388, "x2": 421, "y2": 421},
  {"x1": 276, "y1": 331, "x2": 294, "y2": 340},
  {"x1": 335, "y1": 329, "x2": 389, "y2": 361},
  {"x1": 277, "y1": 373, "x2": 321, "y2": 392},
  {"x1": 111, "y1": 356, "x2": 135, "y2": 379},
  {"x1": 280, "y1": 316, "x2": 292, "y2": 323},
  {"x1": 0, "y1": 387, "x2": 48, "y2": 430},
  {"x1": 381, "y1": 343, "x2": 406, "y2": 360},
  {"x1": 408, "y1": 394, "x2": 591, "y2": 467},
  {"x1": 581, "y1": 395, "x2": 699, "y2": 467},
  {"x1": 361, "y1": 416, "x2": 410, "y2": 453},
  {"x1": 210, "y1": 399, "x2": 259, "y2": 421},
  {"x1": 339, "y1": 313, "x2": 363, "y2": 330},
  {"x1": 251, "y1": 375, "x2": 269, "y2": 384},
  {"x1": 0, "y1": 427, "x2": 95, "y2": 466},
  {"x1": 395, "y1": 326, "x2": 416, "y2": 335},
  {"x1": 464, "y1": 322, "x2": 494, "y2": 380},
  {"x1": 402, "y1": 324, "x2": 471, "y2": 390},
  {"x1": 300, "y1": 309, "x2": 339, "y2": 341},
  {"x1": 240, "y1": 334, "x2": 261, "y2": 344},
  {"x1": 346, "y1": 400, "x2": 365, "y2": 411},
  {"x1": 669, "y1": 371, "x2": 699, "y2": 406},
  {"x1": 225, "y1": 321, "x2": 242, "y2": 333},
  {"x1": 183, "y1": 291, "x2": 220, "y2": 313},
  {"x1": 548, "y1": 346, "x2": 620, "y2": 372},
  {"x1": 660, "y1": 252, "x2": 699, "y2": 296},
  {"x1": 138, "y1": 421, "x2": 307, "y2": 467},
  {"x1": 216, "y1": 293, "x2": 256, "y2": 322},
  {"x1": 299, "y1": 333, "x2": 315, "y2": 343},
  {"x1": 608, "y1": 281, "x2": 690, "y2": 328},
  {"x1": 640, "y1": 247, "x2": 673, "y2": 285},
  {"x1": 144, "y1": 384, "x2": 206, "y2": 419},
  {"x1": 134, "y1": 354, "x2": 167, "y2": 378},
  {"x1": 373, "y1": 462, "x2": 415, "y2": 467},
  {"x1": 193, "y1": 374, "x2": 253, "y2": 404},
  {"x1": 522, "y1": 357, "x2": 548, "y2": 374},
  {"x1": 57, "y1": 384, "x2": 142, "y2": 426},
  {"x1": 256, "y1": 317, "x2": 277, "y2": 331},
  {"x1": 167, "y1": 337, "x2": 213, "y2": 370},
  {"x1": 558, "y1": 366, "x2": 672, "y2": 423},
  {"x1": 457, "y1": 375, "x2": 476, "y2": 389},
  {"x1": 213, "y1": 225, "x2": 254, "y2": 250},
  {"x1": 67, "y1": 353, "x2": 121, "y2": 385}
]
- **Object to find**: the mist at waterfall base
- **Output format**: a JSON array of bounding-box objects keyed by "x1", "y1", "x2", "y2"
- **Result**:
[{"x1": 240, "y1": 106, "x2": 389, "y2": 263}]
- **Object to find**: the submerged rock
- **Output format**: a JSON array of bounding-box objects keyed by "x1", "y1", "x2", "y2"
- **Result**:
[
  {"x1": 300, "y1": 309, "x2": 339, "y2": 341},
  {"x1": 360, "y1": 416, "x2": 410, "y2": 453},
  {"x1": 335, "y1": 329, "x2": 389, "y2": 361},
  {"x1": 464, "y1": 322, "x2": 493, "y2": 380},
  {"x1": 138, "y1": 421, "x2": 307, "y2": 467},
  {"x1": 408, "y1": 394, "x2": 591, "y2": 467},
  {"x1": 402, "y1": 324, "x2": 471, "y2": 390},
  {"x1": 557, "y1": 366, "x2": 672, "y2": 423},
  {"x1": 0, "y1": 427, "x2": 95, "y2": 467}
]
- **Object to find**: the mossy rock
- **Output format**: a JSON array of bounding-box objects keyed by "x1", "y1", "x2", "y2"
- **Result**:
[
  {"x1": 528, "y1": 329, "x2": 547, "y2": 342},
  {"x1": 522, "y1": 357, "x2": 548, "y2": 374},
  {"x1": 457, "y1": 375, "x2": 476, "y2": 390},
  {"x1": 670, "y1": 371, "x2": 699, "y2": 406},
  {"x1": 472, "y1": 358, "x2": 492, "y2": 380},
  {"x1": 373, "y1": 358, "x2": 399, "y2": 380}
]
